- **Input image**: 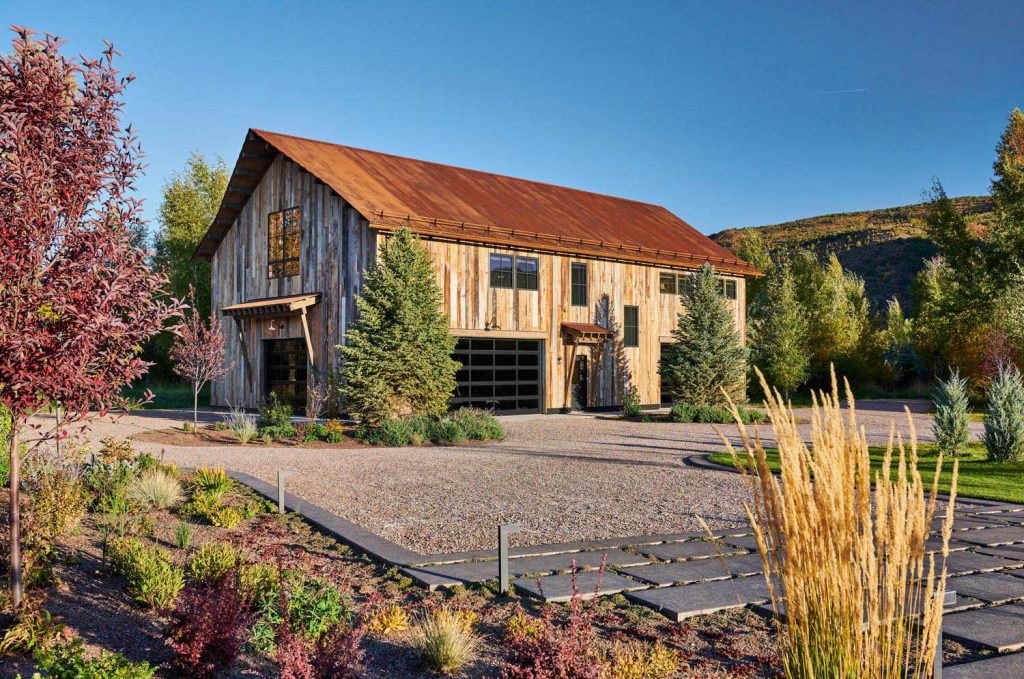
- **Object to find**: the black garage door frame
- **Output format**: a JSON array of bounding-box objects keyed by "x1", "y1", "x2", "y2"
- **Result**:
[{"x1": 451, "y1": 337, "x2": 546, "y2": 415}]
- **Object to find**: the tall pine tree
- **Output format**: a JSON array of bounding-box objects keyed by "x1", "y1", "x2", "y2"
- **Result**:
[
  {"x1": 750, "y1": 260, "x2": 808, "y2": 398},
  {"x1": 660, "y1": 264, "x2": 747, "y2": 407},
  {"x1": 340, "y1": 228, "x2": 458, "y2": 422}
]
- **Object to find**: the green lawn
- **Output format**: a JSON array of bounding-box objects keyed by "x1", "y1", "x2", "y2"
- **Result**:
[
  {"x1": 121, "y1": 383, "x2": 209, "y2": 410},
  {"x1": 708, "y1": 442, "x2": 1024, "y2": 504}
]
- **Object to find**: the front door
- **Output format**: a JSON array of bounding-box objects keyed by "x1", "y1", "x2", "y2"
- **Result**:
[
  {"x1": 571, "y1": 355, "x2": 588, "y2": 411},
  {"x1": 264, "y1": 338, "x2": 308, "y2": 413}
]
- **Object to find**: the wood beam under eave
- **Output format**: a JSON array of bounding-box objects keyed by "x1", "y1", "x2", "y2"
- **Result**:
[{"x1": 299, "y1": 307, "x2": 316, "y2": 373}]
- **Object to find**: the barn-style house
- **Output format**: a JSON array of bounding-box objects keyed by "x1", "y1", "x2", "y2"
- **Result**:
[{"x1": 192, "y1": 129, "x2": 758, "y2": 415}]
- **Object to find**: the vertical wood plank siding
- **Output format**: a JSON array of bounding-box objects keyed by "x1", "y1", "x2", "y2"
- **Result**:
[
  {"x1": 210, "y1": 155, "x2": 375, "y2": 409},
  {"x1": 211, "y1": 154, "x2": 747, "y2": 412}
]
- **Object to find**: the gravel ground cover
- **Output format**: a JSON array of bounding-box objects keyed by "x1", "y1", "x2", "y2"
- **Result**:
[{"x1": 40, "y1": 399, "x2": 982, "y2": 555}]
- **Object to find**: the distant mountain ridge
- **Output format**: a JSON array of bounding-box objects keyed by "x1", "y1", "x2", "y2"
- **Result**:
[{"x1": 711, "y1": 195, "x2": 996, "y2": 309}]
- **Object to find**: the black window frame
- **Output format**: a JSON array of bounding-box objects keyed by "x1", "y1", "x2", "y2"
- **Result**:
[
  {"x1": 516, "y1": 256, "x2": 539, "y2": 291},
  {"x1": 570, "y1": 262, "x2": 588, "y2": 306},
  {"x1": 268, "y1": 206, "x2": 301, "y2": 279},
  {"x1": 659, "y1": 272, "x2": 677, "y2": 295},
  {"x1": 490, "y1": 253, "x2": 514, "y2": 288},
  {"x1": 490, "y1": 252, "x2": 539, "y2": 291},
  {"x1": 623, "y1": 305, "x2": 639, "y2": 347}
]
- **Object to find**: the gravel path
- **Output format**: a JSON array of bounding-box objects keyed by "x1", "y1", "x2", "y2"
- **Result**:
[{"x1": 38, "y1": 400, "x2": 982, "y2": 555}]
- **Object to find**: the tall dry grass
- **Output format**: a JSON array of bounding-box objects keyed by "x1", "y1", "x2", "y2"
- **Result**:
[{"x1": 724, "y1": 368, "x2": 957, "y2": 679}]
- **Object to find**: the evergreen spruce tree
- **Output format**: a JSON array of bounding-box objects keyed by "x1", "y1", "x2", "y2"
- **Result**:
[
  {"x1": 339, "y1": 228, "x2": 458, "y2": 422},
  {"x1": 933, "y1": 370, "x2": 971, "y2": 458},
  {"x1": 750, "y1": 259, "x2": 808, "y2": 398},
  {"x1": 984, "y1": 363, "x2": 1024, "y2": 462},
  {"x1": 660, "y1": 264, "x2": 747, "y2": 407}
]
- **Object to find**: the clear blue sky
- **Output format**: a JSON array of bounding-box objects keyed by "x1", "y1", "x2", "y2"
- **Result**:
[{"x1": 5, "y1": 0, "x2": 1023, "y2": 235}]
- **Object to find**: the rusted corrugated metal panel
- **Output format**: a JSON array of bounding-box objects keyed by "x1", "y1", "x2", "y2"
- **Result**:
[{"x1": 194, "y1": 129, "x2": 758, "y2": 276}]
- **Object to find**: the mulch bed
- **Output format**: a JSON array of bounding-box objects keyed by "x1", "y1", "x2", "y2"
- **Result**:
[{"x1": 0, "y1": 480, "x2": 789, "y2": 678}]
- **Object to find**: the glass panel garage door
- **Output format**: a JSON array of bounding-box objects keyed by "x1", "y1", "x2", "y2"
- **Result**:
[{"x1": 452, "y1": 338, "x2": 543, "y2": 414}]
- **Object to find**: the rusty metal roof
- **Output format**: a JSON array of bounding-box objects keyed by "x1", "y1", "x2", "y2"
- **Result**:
[{"x1": 193, "y1": 129, "x2": 758, "y2": 275}]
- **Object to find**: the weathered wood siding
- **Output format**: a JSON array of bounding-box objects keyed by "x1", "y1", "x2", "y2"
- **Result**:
[
  {"x1": 210, "y1": 154, "x2": 375, "y2": 409},
  {"x1": 421, "y1": 239, "x2": 747, "y2": 411}
]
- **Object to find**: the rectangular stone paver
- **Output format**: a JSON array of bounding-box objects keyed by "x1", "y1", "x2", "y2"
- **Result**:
[
  {"x1": 954, "y1": 526, "x2": 1024, "y2": 547},
  {"x1": 944, "y1": 551, "x2": 1024, "y2": 575},
  {"x1": 945, "y1": 648, "x2": 1024, "y2": 679},
  {"x1": 942, "y1": 604, "x2": 1024, "y2": 653},
  {"x1": 636, "y1": 540, "x2": 746, "y2": 562},
  {"x1": 977, "y1": 544, "x2": 1024, "y2": 561},
  {"x1": 405, "y1": 549, "x2": 647, "y2": 589},
  {"x1": 619, "y1": 553, "x2": 764, "y2": 586},
  {"x1": 718, "y1": 535, "x2": 762, "y2": 551},
  {"x1": 926, "y1": 537, "x2": 972, "y2": 553},
  {"x1": 946, "y1": 571, "x2": 1024, "y2": 604},
  {"x1": 625, "y1": 576, "x2": 771, "y2": 621},
  {"x1": 513, "y1": 571, "x2": 645, "y2": 603}
]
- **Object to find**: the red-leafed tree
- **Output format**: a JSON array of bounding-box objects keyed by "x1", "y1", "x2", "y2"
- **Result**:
[
  {"x1": 170, "y1": 286, "x2": 226, "y2": 429},
  {"x1": 0, "y1": 27, "x2": 181, "y2": 608}
]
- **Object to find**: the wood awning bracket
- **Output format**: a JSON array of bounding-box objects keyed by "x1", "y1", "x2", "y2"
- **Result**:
[
  {"x1": 233, "y1": 317, "x2": 254, "y2": 388},
  {"x1": 299, "y1": 307, "x2": 316, "y2": 372}
]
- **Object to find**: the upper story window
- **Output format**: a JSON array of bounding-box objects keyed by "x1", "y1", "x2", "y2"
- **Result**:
[
  {"x1": 659, "y1": 272, "x2": 676, "y2": 295},
  {"x1": 623, "y1": 305, "x2": 639, "y2": 347},
  {"x1": 570, "y1": 263, "x2": 588, "y2": 306},
  {"x1": 490, "y1": 253, "x2": 539, "y2": 291},
  {"x1": 268, "y1": 207, "x2": 301, "y2": 278},
  {"x1": 720, "y1": 278, "x2": 737, "y2": 300}
]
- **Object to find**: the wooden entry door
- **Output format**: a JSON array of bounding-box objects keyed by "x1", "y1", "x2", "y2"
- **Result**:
[
  {"x1": 264, "y1": 338, "x2": 307, "y2": 413},
  {"x1": 571, "y1": 355, "x2": 588, "y2": 411}
]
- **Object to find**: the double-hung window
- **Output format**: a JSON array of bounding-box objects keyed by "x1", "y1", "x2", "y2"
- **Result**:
[
  {"x1": 659, "y1": 272, "x2": 676, "y2": 295},
  {"x1": 719, "y1": 278, "x2": 737, "y2": 300},
  {"x1": 268, "y1": 207, "x2": 301, "y2": 278},
  {"x1": 623, "y1": 306, "x2": 639, "y2": 347},
  {"x1": 490, "y1": 253, "x2": 539, "y2": 291},
  {"x1": 570, "y1": 263, "x2": 588, "y2": 306}
]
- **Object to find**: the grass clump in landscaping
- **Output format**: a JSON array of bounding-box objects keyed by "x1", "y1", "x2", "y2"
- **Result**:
[
  {"x1": 128, "y1": 469, "x2": 182, "y2": 510},
  {"x1": 723, "y1": 367, "x2": 955, "y2": 678},
  {"x1": 223, "y1": 406, "x2": 258, "y2": 444},
  {"x1": 670, "y1": 401, "x2": 766, "y2": 424},
  {"x1": 603, "y1": 640, "x2": 680, "y2": 678},
  {"x1": 187, "y1": 542, "x2": 242, "y2": 582},
  {"x1": 413, "y1": 607, "x2": 480, "y2": 674}
]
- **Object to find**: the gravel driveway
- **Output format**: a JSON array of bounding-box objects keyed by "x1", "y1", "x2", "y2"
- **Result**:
[{"x1": 40, "y1": 400, "x2": 982, "y2": 555}]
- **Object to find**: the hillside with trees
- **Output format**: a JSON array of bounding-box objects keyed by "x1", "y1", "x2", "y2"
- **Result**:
[{"x1": 712, "y1": 195, "x2": 996, "y2": 308}]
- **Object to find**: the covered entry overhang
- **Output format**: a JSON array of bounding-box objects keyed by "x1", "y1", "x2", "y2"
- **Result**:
[
  {"x1": 221, "y1": 292, "x2": 321, "y2": 386},
  {"x1": 560, "y1": 323, "x2": 612, "y2": 409}
]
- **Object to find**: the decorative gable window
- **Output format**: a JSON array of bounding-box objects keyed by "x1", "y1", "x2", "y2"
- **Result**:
[
  {"x1": 268, "y1": 207, "x2": 301, "y2": 278},
  {"x1": 570, "y1": 262, "x2": 588, "y2": 306}
]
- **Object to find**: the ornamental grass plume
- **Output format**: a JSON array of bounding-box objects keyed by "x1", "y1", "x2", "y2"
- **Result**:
[{"x1": 723, "y1": 367, "x2": 957, "y2": 679}]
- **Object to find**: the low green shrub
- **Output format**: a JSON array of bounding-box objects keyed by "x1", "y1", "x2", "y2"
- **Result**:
[
  {"x1": 0, "y1": 608, "x2": 65, "y2": 656},
  {"x1": 450, "y1": 408, "x2": 504, "y2": 441},
  {"x1": 110, "y1": 540, "x2": 184, "y2": 610},
  {"x1": 24, "y1": 462, "x2": 89, "y2": 545},
  {"x1": 97, "y1": 437, "x2": 137, "y2": 465},
  {"x1": 187, "y1": 542, "x2": 242, "y2": 582},
  {"x1": 285, "y1": 573, "x2": 351, "y2": 641},
  {"x1": 83, "y1": 460, "x2": 137, "y2": 513},
  {"x1": 190, "y1": 466, "x2": 232, "y2": 496},
  {"x1": 35, "y1": 637, "x2": 155, "y2": 679},
  {"x1": 299, "y1": 420, "x2": 346, "y2": 443},
  {"x1": 241, "y1": 498, "x2": 271, "y2": 519},
  {"x1": 259, "y1": 423, "x2": 297, "y2": 441},
  {"x1": 323, "y1": 419, "x2": 346, "y2": 443},
  {"x1": 670, "y1": 402, "x2": 766, "y2": 424},
  {"x1": 621, "y1": 384, "x2": 643, "y2": 418},
  {"x1": 180, "y1": 490, "x2": 222, "y2": 520},
  {"x1": 209, "y1": 505, "x2": 244, "y2": 528},
  {"x1": 258, "y1": 393, "x2": 293, "y2": 429},
  {"x1": 357, "y1": 418, "x2": 415, "y2": 446},
  {"x1": 239, "y1": 563, "x2": 281, "y2": 606},
  {"x1": 427, "y1": 418, "x2": 467, "y2": 445}
]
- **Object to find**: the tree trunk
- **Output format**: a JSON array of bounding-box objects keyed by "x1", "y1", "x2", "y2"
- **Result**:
[
  {"x1": 193, "y1": 383, "x2": 199, "y2": 432},
  {"x1": 8, "y1": 424, "x2": 21, "y2": 611}
]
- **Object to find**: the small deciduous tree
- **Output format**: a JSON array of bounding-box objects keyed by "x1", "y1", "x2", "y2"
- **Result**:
[
  {"x1": 0, "y1": 27, "x2": 180, "y2": 608},
  {"x1": 660, "y1": 264, "x2": 747, "y2": 407},
  {"x1": 984, "y1": 364, "x2": 1024, "y2": 462},
  {"x1": 170, "y1": 287, "x2": 226, "y2": 429},
  {"x1": 933, "y1": 370, "x2": 971, "y2": 458},
  {"x1": 750, "y1": 259, "x2": 808, "y2": 398},
  {"x1": 339, "y1": 228, "x2": 458, "y2": 422}
]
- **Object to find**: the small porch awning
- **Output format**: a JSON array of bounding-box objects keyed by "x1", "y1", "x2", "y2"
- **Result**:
[
  {"x1": 221, "y1": 292, "x2": 321, "y2": 318},
  {"x1": 561, "y1": 322, "x2": 613, "y2": 345}
]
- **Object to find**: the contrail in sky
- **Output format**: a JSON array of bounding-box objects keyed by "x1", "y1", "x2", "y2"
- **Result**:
[{"x1": 817, "y1": 87, "x2": 871, "y2": 95}]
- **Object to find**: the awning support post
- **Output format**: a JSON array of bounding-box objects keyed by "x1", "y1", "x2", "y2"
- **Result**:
[{"x1": 234, "y1": 318, "x2": 254, "y2": 388}]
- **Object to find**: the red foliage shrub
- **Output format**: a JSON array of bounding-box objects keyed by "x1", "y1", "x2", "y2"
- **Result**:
[
  {"x1": 274, "y1": 597, "x2": 370, "y2": 679},
  {"x1": 502, "y1": 569, "x2": 605, "y2": 679},
  {"x1": 165, "y1": 573, "x2": 255, "y2": 677}
]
